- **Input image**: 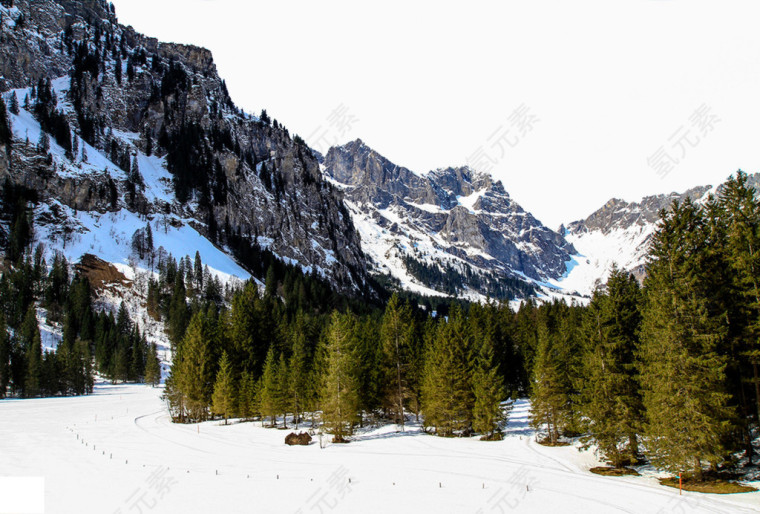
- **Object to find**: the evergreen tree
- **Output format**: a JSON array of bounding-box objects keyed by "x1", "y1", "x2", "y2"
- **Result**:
[
  {"x1": 24, "y1": 329, "x2": 42, "y2": 397},
  {"x1": 276, "y1": 352, "x2": 290, "y2": 428},
  {"x1": 0, "y1": 97, "x2": 11, "y2": 153},
  {"x1": 0, "y1": 315, "x2": 9, "y2": 399},
  {"x1": 174, "y1": 311, "x2": 215, "y2": 421},
  {"x1": 264, "y1": 265, "x2": 277, "y2": 298},
  {"x1": 639, "y1": 200, "x2": 734, "y2": 480},
  {"x1": 530, "y1": 318, "x2": 570, "y2": 445},
  {"x1": 9, "y1": 92, "x2": 19, "y2": 115},
  {"x1": 321, "y1": 311, "x2": 360, "y2": 442},
  {"x1": 287, "y1": 323, "x2": 308, "y2": 428},
  {"x1": 238, "y1": 370, "x2": 258, "y2": 421},
  {"x1": 579, "y1": 268, "x2": 643, "y2": 466},
  {"x1": 211, "y1": 351, "x2": 236, "y2": 424},
  {"x1": 380, "y1": 294, "x2": 413, "y2": 429},
  {"x1": 112, "y1": 344, "x2": 129, "y2": 383},
  {"x1": 421, "y1": 308, "x2": 472, "y2": 436},
  {"x1": 37, "y1": 131, "x2": 49, "y2": 154},
  {"x1": 718, "y1": 171, "x2": 760, "y2": 429},
  {"x1": 145, "y1": 223, "x2": 154, "y2": 267},
  {"x1": 144, "y1": 342, "x2": 161, "y2": 386},
  {"x1": 471, "y1": 337, "x2": 505, "y2": 440},
  {"x1": 194, "y1": 251, "x2": 203, "y2": 291},
  {"x1": 258, "y1": 346, "x2": 282, "y2": 427}
]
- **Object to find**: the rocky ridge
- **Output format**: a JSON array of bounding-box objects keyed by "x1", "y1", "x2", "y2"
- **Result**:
[{"x1": 323, "y1": 139, "x2": 575, "y2": 299}]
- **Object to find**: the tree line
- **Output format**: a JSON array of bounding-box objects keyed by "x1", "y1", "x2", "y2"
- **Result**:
[
  {"x1": 529, "y1": 171, "x2": 760, "y2": 480},
  {"x1": 165, "y1": 288, "x2": 522, "y2": 442}
]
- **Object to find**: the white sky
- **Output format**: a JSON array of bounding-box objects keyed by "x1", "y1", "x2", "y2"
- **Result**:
[{"x1": 110, "y1": 0, "x2": 760, "y2": 229}]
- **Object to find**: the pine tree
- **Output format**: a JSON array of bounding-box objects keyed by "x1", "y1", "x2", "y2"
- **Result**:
[
  {"x1": 471, "y1": 337, "x2": 505, "y2": 440},
  {"x1": 421, "y1": 308, "x2": 472, "y2": 436},
  {"x1": 0, "y1": 97, "x2": 11, "y2": 152},
  {"x1": 36, "y1": 131, "x2": 49, "y2": 154},
  {"x1": 264, "y1": 265, "x2": 277, "y2": 298},
  {"x1": 258, "y1": 346, "x2": 281, "y2": 427},
  {"x1": 639, "y1": 200, "x2": 734, "y2": 480},
  {"x1": 212, "y1": 351, "x2": 236, "y2": 425},
  {"x1": 112, "y1": 344, "x2": 129, "y2": 383},
  {"x1": 276, "y1": 353, "x2": 291, "y2": 427},
  {"x1": 194, "y1": 251, "x2": 203, "y2": 291},
  {"x1": 380, "y1": 294, "x2": 413, "y2": 429},
  {"x1": 718, "y1": 171, "x2": 760, "y2": 430},
  {"x1": 175, "y1": 311, "x2": 214, "y2": 421},
  {"x1": 287, "y1": 321, "x2": 308, "y2": 428},
  {"x1": 0, "y1": 315, "x2": 9, "y2": 399},
  {"x1": 144, "y1": 342, "x2": 161, "y2": 386},
  {"x1": 24, "y1": 329, "x2": 42, "y2": 397},
  {"x1": 145, "y1": 223, "x2": 154, "y2": 268},
  {"x1": 354, "y1": 315, "x2": 382, "y2": 423},
  {"x1": 530, "y1": 319, "x2": 569, "y2": 445},
  {"x1": 9, "y1": 92, "x2": 19, "y2": 115},
  {"x1": 238, "y1": 370, "x2": 258, "y2": 421},
  {"x1": 579, "y1": 268, "x2": 643, "y2": 467},
  {"x1": 321, "y1": 311, "x2": 360, "y2": 442}
]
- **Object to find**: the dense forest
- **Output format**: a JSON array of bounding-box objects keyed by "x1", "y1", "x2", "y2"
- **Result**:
[
  {"x1": 1, "y1": 167, "x2": 760, "y2": 482},
  {"x1": 164, "y1": 171, "x2": 760, "y2": 482}
]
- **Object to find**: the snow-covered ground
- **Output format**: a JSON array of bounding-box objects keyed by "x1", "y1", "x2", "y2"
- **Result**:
[{"x1": 1, "y1": 385, "x2": 757, "y2": 514}]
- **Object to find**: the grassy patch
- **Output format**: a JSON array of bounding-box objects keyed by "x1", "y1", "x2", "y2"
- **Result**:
[
  {"x1": 590, "y1": 466, "x2": 640, "y2": 477},
  {"x1": 659, "y1": 477, "x2": 757, "y2": 494}
]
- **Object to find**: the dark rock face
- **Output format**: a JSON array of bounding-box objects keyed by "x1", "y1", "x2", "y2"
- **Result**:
[
  {"x1": 284, "y1": 432, "x2": 312, "y2": 446},
  {"x1": 0, "y1": 0, "x2": 369, "y2": 295},
  {"x1": 323, "y1": 139, "x2": 575, "y2": 297}
]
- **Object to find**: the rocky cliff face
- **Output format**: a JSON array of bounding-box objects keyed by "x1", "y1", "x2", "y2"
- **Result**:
[
  {"x1": 0, "y1": 0, "x2": 369, "y2": 294},
  {"x1": 323, "y1": 139, "x2": 575, "y2": 299}
]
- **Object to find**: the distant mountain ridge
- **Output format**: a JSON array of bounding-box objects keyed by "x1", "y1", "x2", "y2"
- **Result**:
[
  {"x1": 557, "y1": 173, "x2": 760, "y2": 295},
  {"x1": 322, "y1": 139, "x2": 574, "y2": 300}
]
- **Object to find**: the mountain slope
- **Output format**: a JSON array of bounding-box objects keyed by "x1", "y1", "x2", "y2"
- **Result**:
[
  {"x1": 553, "y1": 174, "x2": 760, "y2": 296},
  {"x1": 322, "y1": 139, "x2": 575, "y2": 300},
  {"x1": 0, "y1": 0, "x2": 369, "y2": 298}
]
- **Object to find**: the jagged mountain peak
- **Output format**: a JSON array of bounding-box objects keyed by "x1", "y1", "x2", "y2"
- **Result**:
[{"x1": 322, "y1": 139, "x2": 573, "y2": 300}]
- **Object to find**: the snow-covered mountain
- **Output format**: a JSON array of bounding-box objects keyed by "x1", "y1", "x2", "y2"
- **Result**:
[
  {"x1": 0, "y1": 0, "x2": 370, "y2": 303},
  {"x1": 321, "y1": 139, "x2": 574, "y2": 300},
  {"x1": 3, "y1": 0, "x2": 759, "y2": 311},
  {"x1": 552, "y1": 174, "x2": 760, "y2": 297}
]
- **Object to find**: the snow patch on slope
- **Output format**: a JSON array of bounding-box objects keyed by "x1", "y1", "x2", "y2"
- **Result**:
[{"x1": 550, "y1": 224, "x2": 655, "y2": 297}]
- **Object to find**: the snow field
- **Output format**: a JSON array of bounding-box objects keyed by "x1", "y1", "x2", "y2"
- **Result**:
[{"x1": 1, "y1": 384, "x2": 758, "y2": 514}]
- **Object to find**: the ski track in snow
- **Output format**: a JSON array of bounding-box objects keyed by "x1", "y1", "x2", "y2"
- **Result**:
[{"x1": 1, "y1": 385, "x2": 757, "y2": 514}]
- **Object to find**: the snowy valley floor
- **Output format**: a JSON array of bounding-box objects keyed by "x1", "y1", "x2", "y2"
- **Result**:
[{"x1": 1, "y1": 384, "x2": 759, "y2": 514}]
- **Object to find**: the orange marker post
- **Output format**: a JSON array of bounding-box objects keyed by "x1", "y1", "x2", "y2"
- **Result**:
[{"x1": 679, "y1": 473, "x2": 682, "y2": 496}]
